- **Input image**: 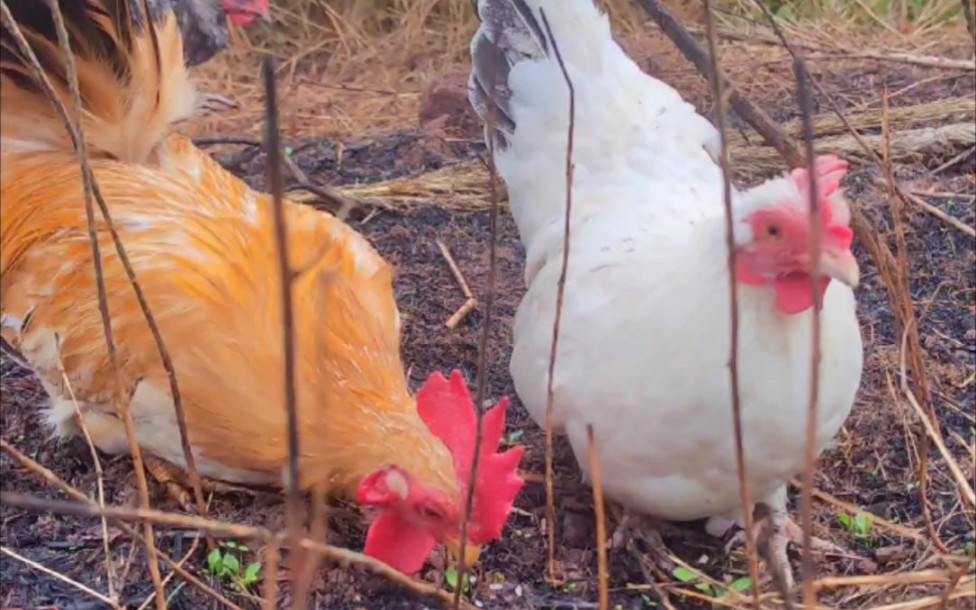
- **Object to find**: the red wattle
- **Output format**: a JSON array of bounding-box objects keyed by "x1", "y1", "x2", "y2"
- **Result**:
[{"x1": 363, "y1": 512, "x2": 438, "y2": 575}]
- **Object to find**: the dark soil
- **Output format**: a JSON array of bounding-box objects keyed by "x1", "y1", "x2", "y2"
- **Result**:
[{"x1": 2, "y1": 57, "x2": 974, "y2": 610}]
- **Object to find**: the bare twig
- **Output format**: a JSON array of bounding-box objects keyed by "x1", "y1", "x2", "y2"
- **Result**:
[
  {"x1": 54, "y1": 346, "x2": 117, "y2": 601},
  {"x1": 804, "y1": 51, "x2": 975, "y2": 71},
  {"x1": 963, "y1": 0, "x2": 976, "y2": 44},
  {"x1": 794, "y1": 56, "x2": 823, "y2": 610},
  {"x1": 262, "y1": 539, "x2": 281, "y2": 610},
  {"x1": 900, "y1": 190, "x2": 976, "y2": 238},
  {"x1": 537, "y1": 7, "x2": 575, "y2": 585},
  {"x1": 437, "y1": 240, "x2": 479, "y2": 329},
  {"x1": 261, "y1": 55, "x2": 305, "y2": 610},
  {"x1": 585, "y1": 426, "x2": 609, "y2": 610},
  {"x1": 700, "y1": 3, "x2": 762, "y2": 606},
  {"x1": 453, "y1": 31, "x2": 502, "y2": 610},
  {"x1": 0, "y1": 546, "x2": 121, "y2": 609},
  {"x1": 136, "y1": 532, "x2": 203, "y2": 610},
  {"x1": 0, "y1": 490, "x2": 477, "y2": 610},
  {"x1": 633, "y1": 0, "x2": 803, "y2": 167}
]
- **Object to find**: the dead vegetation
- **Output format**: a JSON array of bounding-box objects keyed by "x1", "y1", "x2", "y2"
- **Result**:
[{"x1": 1, "y1": 0, "x2": 975, "y2": 609}]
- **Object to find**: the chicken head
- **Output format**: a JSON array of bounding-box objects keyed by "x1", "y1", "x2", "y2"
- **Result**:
[
  {"x1": 733, "y1": 154, "x2": 859, "y2": 314},
  {"x1": 223, "y1": 0, "x2": 269, "y2": 25},
  {"x1": 356, "y1": 370, "x2": 525, "y2": 574}
]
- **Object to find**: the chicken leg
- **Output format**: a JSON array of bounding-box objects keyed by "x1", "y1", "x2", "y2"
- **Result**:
[{"x1": 144, "y1": 455, "x2": 254, "y2": 511}]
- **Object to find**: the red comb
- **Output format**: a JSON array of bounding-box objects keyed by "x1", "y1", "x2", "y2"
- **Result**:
[
  {"x1": 790, "y1": 154, "x2": 849, "y2": 224},
  {"x1": 417, "y1": 370, "x2": 526, "y2": 544}
]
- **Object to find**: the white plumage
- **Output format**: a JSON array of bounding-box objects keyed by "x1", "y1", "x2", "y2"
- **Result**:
[{"x1": 469, "y1": 0, "x2": 864, "y2": 586}]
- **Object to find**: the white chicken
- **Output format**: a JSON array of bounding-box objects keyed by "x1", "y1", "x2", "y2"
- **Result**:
[{"x1": 468, "y1": 0, "x2": 864, "y2": 590}]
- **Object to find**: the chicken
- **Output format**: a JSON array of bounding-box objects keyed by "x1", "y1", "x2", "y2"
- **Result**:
[
  {"x1": 0, "y1": 0, "x2": 524, "y2": 575},
  {"x1": 140, "y1": 0, "x2": 270, "y2": 67},
  {"x1": 468, "y1": 0, "x2": 863, "y2": 590}
]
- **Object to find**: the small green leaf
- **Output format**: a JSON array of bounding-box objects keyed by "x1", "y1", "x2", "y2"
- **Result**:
[
  {"x1": 640, "y1": 594, "x2": 658, "y2": 607},
  {"x1": 504, "y1": 429, "x2": 524, "y2": 444},
  {"x1": 964, "y1": 541, "x2": 974, "y2": 557},
  {"x1": 837, "y1": 514, "x2": 853, "y2": 529},
  {"x1": 207, "y1": 549, "x2": 223, "y2": 574},
  {"x1": 284, "y1": 146, "x2": 293, "y2": 157},
  {"x1": 243, "y1": 562, "x2": 262, "y2": 586},
  {"x1": 223, "y1": 541, "x2": 237, "y2": 549},
  {"x1": 853, "y1": 513, "x2": 873, "y2": 537},
  {"x1": 445, "y1": 566, "x2": 459, "y2": 589},
  {"x1": 728, "y1": 576, "x2": 753, "y2": 592},
  {"x1": 672, "y1": 567, "x2": 697, "y2": 583},
  {"x1": 222, "y1": 553, "x2": 241, "y2": 574},
  {"x1": 694, "y1": 582, "x2": 713, "y2": 594},
  {"x1": 237, "y1": 545, "x2": 251, "y2": 554}
]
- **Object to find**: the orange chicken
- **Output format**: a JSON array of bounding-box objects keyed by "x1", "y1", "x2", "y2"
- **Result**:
[{"x1": 0, "y1": 0, "x2": 524, "y2": 574}]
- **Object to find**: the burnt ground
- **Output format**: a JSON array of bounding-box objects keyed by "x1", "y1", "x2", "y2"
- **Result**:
[{"x1": 1, "y1": 59, "x2": 974, "y2": 610}]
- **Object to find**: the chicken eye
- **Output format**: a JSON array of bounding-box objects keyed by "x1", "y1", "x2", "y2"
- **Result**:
[
  {"x1": 419, "y1": 506, "x2": 445, "y2": 520},
  {"x1": 766, "y1": 224, "x2": 781, "y2": 238}
]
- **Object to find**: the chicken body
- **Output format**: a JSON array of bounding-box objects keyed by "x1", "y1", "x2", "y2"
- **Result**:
[
  {"x1": 2, "y1": 139, "x2": 447, "y2": 496},
  {"x1": 469, "y1": 0, "x2": 863, "y2": 586}
]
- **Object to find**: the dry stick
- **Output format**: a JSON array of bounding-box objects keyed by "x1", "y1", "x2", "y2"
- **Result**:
[
  {"x1": 136, "y1": 532, "x2": 202, "y2": 610},
  {"x1": 794, "y1": 57, "x2": 824, "y2": 610},
  {"x1": 633, "y1": 0, "x2": 803, "y2": 167},
  {"x1": 585, "y1": 426, "x2": 609, "y2": 610},
  {"x1": 452, "y1": 31, "x2": 503, "y2": 610},
  {"x1": 963, "y1": 0, "x2": 976, "y2": 44},
  {"x1": 52, "y1": 342, "x2": 117, "y2": 601},
  {"x1": 0, "y1": 546, "x2": 121, "y2": 609},
  {"x1": 537, "y1": 8, "x2": 575, "y2": 585},
  {"x1": 261, "y1": 539, "x2": 281, "y2": 610},
  {"x1": 0, "y1": 440, "x2": 245, "y2": 610},
  {"x1": 261, "y1": 56, "x2": 306, "y2": 610},
  {"x1": 700, "y1": 3, "x2": 763, "y2": 608},
  {"x1": 2, "y1": 0, "x2": 210, "y2": 537},
  {"x1": 900, "y1": 190, "x2": 976, "y2": 239},
  {"x1": 0, "y1": 490, "x2": 476, "y2": 610},
  {"x1": 938, "y1": 559, "x2": 976, "y2": 608},
  {"x1": 437, "y1": 240, "x2": 479, "y2": 329},
  {"x1": 292, "y1": 484, "x2": 329, "y2": 609},
  {"x1": 5, "y1": 3, "x2": 167, "y2": 607}
]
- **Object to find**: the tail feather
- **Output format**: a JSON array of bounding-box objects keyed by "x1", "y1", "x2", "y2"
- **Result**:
[{"x1": 0, "y1": 0, "x2": 197, "y2": 163}]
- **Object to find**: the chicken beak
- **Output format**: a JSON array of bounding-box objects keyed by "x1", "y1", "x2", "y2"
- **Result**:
[
  {"x1": 444, "y1": 539, "x2": 481, "y2": 566},
  {"x1": 820, "y1": 248, "x2": 860, "y2": 288}
]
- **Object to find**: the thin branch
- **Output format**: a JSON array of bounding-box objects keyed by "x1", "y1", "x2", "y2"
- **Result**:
[
  {"x1": 900, "y1": 190, "x2": 975, "y2": 238},
  {"x1": 700, "y1": 2, "x2": 762, "y2": 606},
  {"x1": 794, "y1": 56, "x2": 824, "y2": 610},
  {"x1": 261, "y1": 55, "x2": 305, "y2": 610},
  {"x1": 0, "y1": 546, "x2": 121, "y2": 609},
  {"x1": 633, "y1": 0, "x2": 803, "y2": 167},
  {"x1": 437, "y1": 240, "x2": 479, "y2": 329},
  {"x1": 453, "y1": 30, "x2": 502, "y2": 610},
  {"x1": 54, "y1": 344, "x2": 117, "y2": 602},
  {"x1": 0, "y1": 490, "x2": 478, "y2": 610},
  {"x1": 537, "y1": 7, "x2": 576, "y2": 585},
  {"x1": 585, "y1": 426, "x2": 609, "y2": 610},
  {"x1": 261, "y1": 539, "x2": 281, "y2": 610}
]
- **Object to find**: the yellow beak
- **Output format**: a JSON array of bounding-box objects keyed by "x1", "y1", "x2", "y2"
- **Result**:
[
  {"x1": 444, "y1": 539, "x2": 481, "y2": 566},
  {"x1": 821, "y1": 249, "x2": 860, "y2": 288}
]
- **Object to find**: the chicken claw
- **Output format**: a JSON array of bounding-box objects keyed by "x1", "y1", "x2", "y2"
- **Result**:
[
  {"x1": 724, "y1": 489, "x2": 859, "y2": 595},
  {"x1": 143, "y1": 455, "x2": 252, "y2": 512}
]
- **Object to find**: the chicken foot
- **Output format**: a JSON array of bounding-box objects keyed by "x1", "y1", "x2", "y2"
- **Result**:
[
  {"x1": 723, "y1": 488, "x2": 855, "y2": 594},
  {"x1": 144, "y1": 455, "x2": 255, "y2": 511}
]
